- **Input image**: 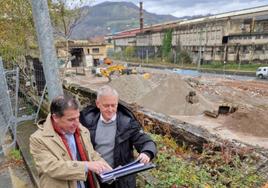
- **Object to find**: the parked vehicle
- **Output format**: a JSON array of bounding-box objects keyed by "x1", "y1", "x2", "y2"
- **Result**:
[{"x1": 256, "y1": 66, "x2": 268, "y2": 79}]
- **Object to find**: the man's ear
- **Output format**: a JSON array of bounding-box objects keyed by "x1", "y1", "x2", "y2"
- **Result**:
[
  {"x1": 51, "y1": 114, "x2": 59, "y2": 123},
  {"x1": 96, "y1": 100, "x2": 100, "y2": 109}
]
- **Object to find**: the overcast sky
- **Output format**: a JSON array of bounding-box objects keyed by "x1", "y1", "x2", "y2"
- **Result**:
[{"x1": 89, "y1": 0, "x2": 268, "y2": 17}]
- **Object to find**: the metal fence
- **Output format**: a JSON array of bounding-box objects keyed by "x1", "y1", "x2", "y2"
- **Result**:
[
  {"x1": 0, "y1": 57, "x2": 37, "y2": 154},
  {"x1": 0, "y1": 57, "x2": 17, "y2": 152}
]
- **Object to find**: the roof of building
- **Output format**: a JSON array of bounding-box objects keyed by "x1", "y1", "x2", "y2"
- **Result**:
[
  {"x1": 112, "y1": 28, "x2": 142, "y2": 39},
  {"x1": 111, "y1": 5, "x2": 268, "y2": 39},
  {"x1": 55, "y1": 40, "x2": 107, "y2": 48}
]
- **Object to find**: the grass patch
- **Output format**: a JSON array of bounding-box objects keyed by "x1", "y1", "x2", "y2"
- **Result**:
[
  {"x1": 8, "y1": 148, "x2": 22, "y2": 161},
  {"x1": 201, "y1": 61, "x2": 261, "y2": 72},
  {"x1": 112, "y1": 56, "x2": 264, "y2": 72},
  {"x1": 144, "y1": 134, "x2": 266, "y2": 188}
]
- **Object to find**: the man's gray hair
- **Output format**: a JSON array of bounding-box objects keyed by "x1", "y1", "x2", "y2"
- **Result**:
[{"x1": 97, "y1": 85, "x2": 119, "y2": 100}]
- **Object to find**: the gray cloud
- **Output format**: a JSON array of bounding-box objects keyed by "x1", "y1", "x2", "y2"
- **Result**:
[{"x1": 91, "y1": 0, "x2": 268, "y2": 17}]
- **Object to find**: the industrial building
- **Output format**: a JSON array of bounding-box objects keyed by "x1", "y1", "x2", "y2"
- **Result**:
[{"x1": 109, "y1": 5, "x2": 268, "y2": 64}]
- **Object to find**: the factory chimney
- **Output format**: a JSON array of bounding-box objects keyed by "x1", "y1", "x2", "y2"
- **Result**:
[{"x1": 140, "y1": 2, "x2": 143, "y2": 32}]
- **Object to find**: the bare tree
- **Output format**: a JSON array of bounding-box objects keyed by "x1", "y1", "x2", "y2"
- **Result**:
[{"x1": 49, "y1": 0, "x2": 94, "y2": 75}]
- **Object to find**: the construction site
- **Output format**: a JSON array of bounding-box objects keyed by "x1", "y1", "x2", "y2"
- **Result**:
[
  {"x1": 64, "y1": 63, "x2": 268, "y2": 149},
  {"x1": 62, "y1": 62, "x2": 268, "y2": 186},
  {"x1": 1, "y1": 58, "x2": 268, "y2": 187},
  {"x1": 1, "y1": 1, "x2": 268, "y2": 187}
]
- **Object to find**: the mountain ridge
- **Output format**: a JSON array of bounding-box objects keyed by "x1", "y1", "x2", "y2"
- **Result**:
[{"x1": 70, "y1": 1, "x2": 179, "y2": 39}]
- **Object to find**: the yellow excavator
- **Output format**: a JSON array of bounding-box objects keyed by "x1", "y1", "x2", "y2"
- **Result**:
[{"x1": 95, "y1": 64, "x2": 137, "y2": 82}]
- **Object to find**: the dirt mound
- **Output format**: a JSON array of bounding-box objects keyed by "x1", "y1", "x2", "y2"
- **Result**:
[
  {"x1": 109, "y1": 74, "x2": 166, "y2": 103},
  {"x1": 109, "y1": 74, "x2": 217, "y2": 116},
  {"x1": 224, "y1": 108, "x2": 268, "y2": 137},
  {"x1": 136, "y1": 74, "x2": 217, "y2": 116}
]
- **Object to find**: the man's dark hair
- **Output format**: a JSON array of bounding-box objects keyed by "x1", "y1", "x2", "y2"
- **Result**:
[{"x1": 50, "y1": 94, "x2": 79, "y2": 117}]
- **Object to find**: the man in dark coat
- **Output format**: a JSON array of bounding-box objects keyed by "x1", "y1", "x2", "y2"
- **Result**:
[{"x1": 80, "y1": 85, "x2": 157, "y2": 188}]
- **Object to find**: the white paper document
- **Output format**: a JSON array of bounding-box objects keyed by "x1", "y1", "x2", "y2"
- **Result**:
[{"x1": 99, "y1": 159, "x2": 156, "y2": 183}]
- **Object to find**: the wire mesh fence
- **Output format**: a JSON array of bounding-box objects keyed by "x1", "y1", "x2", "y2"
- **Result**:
[
  {"x1": 0, "y1": 58, "x2": 17, "y2": 152},
  {"x1": 0, "y1": 56, "x2": 39, "y2": 154}
]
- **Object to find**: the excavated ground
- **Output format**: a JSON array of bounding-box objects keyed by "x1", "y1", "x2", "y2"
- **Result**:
[{"x1": 64, "y1": 67, "x2": 268, "y2": 149}]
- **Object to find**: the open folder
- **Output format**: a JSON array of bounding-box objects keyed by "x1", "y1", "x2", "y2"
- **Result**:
[{"x1": 99, "y1": 159, "x2": 156, "y2": 183}]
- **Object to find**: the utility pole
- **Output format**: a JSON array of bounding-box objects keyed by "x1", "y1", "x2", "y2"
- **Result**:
[
  {"x1": 197, "y1": 29, "x2": 202, "y2": 70},
  {"x1": 174, "y1": 51, "x2": 176, "y2": 64},
  {"x1": 140, "y1": 2, "x2": 144, "y2": 64},
  {"x1": 31, "y1": 0, "x2": 63, "y2": 102},
  {"x1": 141, "y1": 47, "x2": 144, "y2": 64},
  {"x1": 146, "y1": 49, "x2": 148, "y2": 63}
]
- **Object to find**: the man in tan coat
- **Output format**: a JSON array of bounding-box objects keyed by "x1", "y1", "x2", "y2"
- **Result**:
[{"x1": 30, "y1": 95, "x2": 112, "y2": 188}]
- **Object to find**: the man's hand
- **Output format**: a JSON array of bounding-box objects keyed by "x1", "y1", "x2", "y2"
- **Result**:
[
  {"x1": 137, "y1": 153, "x2": 150, "y2": 164},
  {"x1": 86, "y1": 161, "x2": 112, "y2": 175}
]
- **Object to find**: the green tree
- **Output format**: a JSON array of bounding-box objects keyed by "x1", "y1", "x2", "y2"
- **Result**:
[
  {"x1": 0, "y1": 0, "x2": 35, "y2": 63},
  {"x1": 124, "y1": 46, "x2": 135, "y2": 60},
  {"x1": 178, "y1": 50, "x2": 192, "y2": 65},
  {"x1": 161, "y1": 29, "x2": 173, "y2": 61}
]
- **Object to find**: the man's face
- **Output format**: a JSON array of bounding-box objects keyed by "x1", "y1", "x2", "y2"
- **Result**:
[
  {"x1": 52, "y1": 108, "x2": 80, "y2": 134},
  {"x1": 96, "y1": 95, "x2": 118, "y2": 121}
]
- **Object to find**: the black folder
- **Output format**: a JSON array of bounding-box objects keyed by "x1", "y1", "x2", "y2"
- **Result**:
[{"x1": 99, "y1": 159, "x2": 156, "y2": 183}]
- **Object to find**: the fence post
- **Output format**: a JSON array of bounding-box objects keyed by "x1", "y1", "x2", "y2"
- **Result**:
[
  {"x1": 31, "y1": 0, "x2": 63, "y2": 102},
  {"x1": 0, "y1": 57, "x2": 12, "y2": 124}
]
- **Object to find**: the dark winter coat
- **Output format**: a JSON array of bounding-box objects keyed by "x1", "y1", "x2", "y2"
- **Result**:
[{"x1": 80, "y1": 103, "x2": 157, "y2": 188}]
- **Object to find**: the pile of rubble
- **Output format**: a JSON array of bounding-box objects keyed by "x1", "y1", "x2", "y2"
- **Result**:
[{"x1": 109, "y1": 73, "x2": 217, "y2": 116}]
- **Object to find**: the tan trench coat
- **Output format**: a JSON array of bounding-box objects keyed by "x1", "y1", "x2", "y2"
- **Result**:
[{"x1": 30, "y1": 114, "x2": 104, "y2": 188}]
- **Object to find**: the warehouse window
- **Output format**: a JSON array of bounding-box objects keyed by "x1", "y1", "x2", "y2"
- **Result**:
[{"x1": 92, "y1": 48, "x2": 99, "y2": 53}]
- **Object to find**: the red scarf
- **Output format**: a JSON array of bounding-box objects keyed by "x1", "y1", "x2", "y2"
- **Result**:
[{"x1": 52, "y1": 121, "x2": 96, "y2": 188}]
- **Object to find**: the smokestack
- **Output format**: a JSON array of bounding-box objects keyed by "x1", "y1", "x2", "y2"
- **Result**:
[{"x1": 140, "y1": 1, "x2": 143, "y2": 32}]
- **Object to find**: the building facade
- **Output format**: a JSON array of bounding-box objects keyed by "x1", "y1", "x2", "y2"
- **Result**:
[
  {"x1": 56, "y1": 40, "x2": 114, "y2": 67},
  {"x1": 109, "y1": 5, "x2": 268, "y2": 64}
]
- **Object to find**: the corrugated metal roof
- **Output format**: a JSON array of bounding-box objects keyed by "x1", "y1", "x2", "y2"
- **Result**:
[
  {"x1": 179, "y1": 5, "x2": 268, "y2": 25},
  {"x1": 111, "y1": 5, "x2": 268, "y2": 39}
]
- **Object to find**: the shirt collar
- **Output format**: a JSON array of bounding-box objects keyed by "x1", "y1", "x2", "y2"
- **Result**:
[{"x1": 100, "y1": 113, "x2": 117, "y2": 124}]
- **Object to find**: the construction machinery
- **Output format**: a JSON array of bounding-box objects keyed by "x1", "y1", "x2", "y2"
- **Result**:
[
  {"x1": 93, "y1": 64, "x2": 137, "y2": 82},
  {"x1": 103, "y1": 57, "x2": 113, "y2": 65}
]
